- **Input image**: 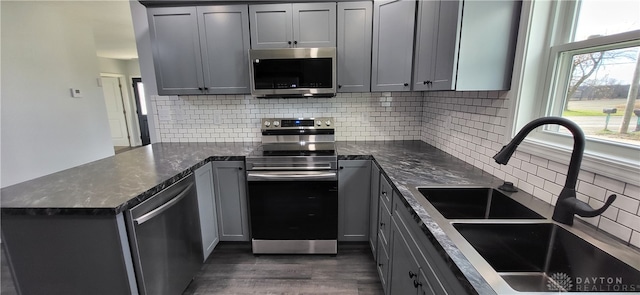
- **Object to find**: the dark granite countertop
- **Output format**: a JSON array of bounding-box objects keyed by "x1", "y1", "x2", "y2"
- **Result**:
[{"x1": 1, "y1": 142, "x2": 259, "y2": 215}]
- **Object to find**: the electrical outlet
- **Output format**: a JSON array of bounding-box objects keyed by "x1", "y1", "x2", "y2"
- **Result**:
[{"x1": 213, "y1": 111, "x2": 222, "y2": 124}]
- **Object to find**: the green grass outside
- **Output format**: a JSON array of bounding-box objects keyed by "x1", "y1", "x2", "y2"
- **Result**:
[
  {"x1": 562, "y1": 109, "x2": 623, "y2": 116},
  {"x1": 596, "y1": 129, "x2": 640, "y2": 140}
]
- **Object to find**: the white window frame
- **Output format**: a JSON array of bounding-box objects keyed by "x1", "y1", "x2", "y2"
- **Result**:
[{"x1": 508, "y1": 0, "x2": 640, "y2": 185}]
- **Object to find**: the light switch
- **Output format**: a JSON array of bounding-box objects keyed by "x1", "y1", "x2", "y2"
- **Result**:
[{"x1": 70, "y1": 88, "x2": 82, "y2": 98}]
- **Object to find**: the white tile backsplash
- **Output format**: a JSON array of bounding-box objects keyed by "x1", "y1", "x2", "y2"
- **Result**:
[
  {"x1": 150, "y1": 92, "x2": 423, "y2": 142},
  {"x1": 421, "y1": 91, "x2": 640, "y2": 246}
]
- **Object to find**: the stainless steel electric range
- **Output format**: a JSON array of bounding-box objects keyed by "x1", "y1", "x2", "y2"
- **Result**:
[{"x1": 246, "y1": 117, "x2": 338, "y2": 254}]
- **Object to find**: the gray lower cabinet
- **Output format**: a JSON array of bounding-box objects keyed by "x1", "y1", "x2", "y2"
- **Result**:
[
  {"x1": 212, "y1": 161, "x2": 250, "y2": 241},
  {"x1": 336, "y1": 1, "x2": 372, "y2": 92},
  {"x1": 390, "y1": 192, "x2": 468, "y2": 295},
  {"x1": 249, "y1": 3, "x2": 336, "y2": 49},
  {"x1": 195, "y1": 162, "x2": 219, "y2": 261},
  {"x1": 369, "y1": 162, "x2": 381, "y2": 258},
  {"x1": 371, "y1": 0, "x2": 416, "y2": 92},
  {"x1": 147, "y1": 5, "x2": 251, "y2": 95},
  {"x1": 412, "y1": 0, "x2": 521, "y2": 91},
  {"x1": 338, "y1": 160, "x2": 371, "y2": 241},
  {"x1": 390, "y1": 217, "x2": 422, "y2": 295},
  {"x1": 1, "y1": 214, "x2": 138, "y2": 294}
]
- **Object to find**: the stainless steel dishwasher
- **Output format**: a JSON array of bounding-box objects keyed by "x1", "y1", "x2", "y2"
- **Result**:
[{"x1": 125, "y1": 173, "x2": 202, "y2": 295}]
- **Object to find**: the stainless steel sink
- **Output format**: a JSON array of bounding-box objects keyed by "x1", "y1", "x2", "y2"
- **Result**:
[
  {"x1": 453, "y1": 223, "x2": 640, "y2": 292},
  {"x1": 417, "y1": 187, "x2": 544, "y2": 219}
]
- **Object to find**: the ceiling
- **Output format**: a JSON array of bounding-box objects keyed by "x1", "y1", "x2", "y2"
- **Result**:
[{"x1": 44, "y1": 0, "x2": 139, "y2": 60}]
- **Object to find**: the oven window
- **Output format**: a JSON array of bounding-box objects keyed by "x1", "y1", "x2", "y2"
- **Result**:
[
  {"x1": 253, "y1": 58, "x2": 333, "y2": 89},
  {"x1": 248, "y1": 180, "x2": 338, "y2": 240}
]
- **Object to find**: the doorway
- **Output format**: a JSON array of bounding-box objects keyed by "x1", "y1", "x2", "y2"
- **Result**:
[
  {"x1": 101, "y1": 75, "x2": 131, "y2": 148},
  {"x1": 132, "y1": 78, "x2": 151, "y2": 146}
]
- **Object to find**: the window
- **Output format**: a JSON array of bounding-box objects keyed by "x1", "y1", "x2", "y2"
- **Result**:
[
  {"x1": 546, "y1": 0, "x2": 640, "y2": 147},
  {"x1": 512, "y1": 0, "x2": 640, "y2": 184}
]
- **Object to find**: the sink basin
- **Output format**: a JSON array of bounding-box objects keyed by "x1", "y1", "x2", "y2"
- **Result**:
[
  {"x1": 418, "y1": 187, "x2": 544, "y2": 219},
  {"x1": 453, "y1": 223, "x2": 640, "y2": 292}
]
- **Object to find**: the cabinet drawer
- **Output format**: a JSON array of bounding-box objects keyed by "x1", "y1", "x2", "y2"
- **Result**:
[
  {"x1": 378, "y1": 199, "x2": 391, "y2": 249},
  {"x1": 392, "y1": 192, "x2": 467, "y2": 295},
  {"x1": 376, "y1": 233, "x2": 390, "y2": 294},
  {"x1": 379, "y1": 175, "x2": 392, "y2": 209}
]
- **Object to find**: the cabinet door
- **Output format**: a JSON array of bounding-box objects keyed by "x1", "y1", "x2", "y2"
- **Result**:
[
  {"x1": 390, "y1": 218, "x2": 420, "y2": 295},
  {"x1": 147, "y1": 7, "x2": 204, "y2": 95},
  {"x1": 412, "y1": 0, "x2": 460, "y2": 91},
  {"x1": 376, "y1": 235, "x2": 391, "y2": 294},
  {"x1": 337, "y1": 1, "x2": 372, "y2": 92},
  {"x1": 292, "y1": 3, "x2": 336, "y2": 48},
  {"x1": 371, "y1": 0, "x2": 416, "y2": 92},
  {"x1": 456, "y1": 0, "x2": 520, "y2": 90},
  {"x1": 212, "y1": 161, "x2": 250, "y2": 241},
  {"x1": 369, "y1": 162, "x2": 381, "y2": 258},
  {"x1": 195, "y1": 162, "x2": 219, "y2": 261},
  {"x1": 249, "y1": 4, "x2": 293, "y2": 49},
  {"x1": 431, "y1": 0, "x2": 460, "y2": 91},
  {"x1": 338, "y1": 160, "x2": 371, "y2": 242},
  {"x1": 197, "y1": 5, "x2": 251, "y2": 94}
]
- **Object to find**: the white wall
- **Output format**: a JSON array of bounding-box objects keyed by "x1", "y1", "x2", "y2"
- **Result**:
[{"x1": 1, "y1": 2, "x2": 114, "y2": 187}]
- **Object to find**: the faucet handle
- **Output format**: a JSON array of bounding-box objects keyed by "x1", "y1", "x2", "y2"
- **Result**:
[
  {"x1": 553, "y1": 194, "x2": 616, "y2": 225},
  {"x1": 573, "y1": 194, "x2": 617, "y2": 217}
]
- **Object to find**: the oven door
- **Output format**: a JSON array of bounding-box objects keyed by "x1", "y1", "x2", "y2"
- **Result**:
[{"x1": 247, "y1": 171, "x2": 338, "y2": 240}]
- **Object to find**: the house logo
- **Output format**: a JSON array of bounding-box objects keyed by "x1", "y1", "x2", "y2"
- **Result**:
[{"x1": 548, "y1": 272, "x2": 573, "y2": 291}]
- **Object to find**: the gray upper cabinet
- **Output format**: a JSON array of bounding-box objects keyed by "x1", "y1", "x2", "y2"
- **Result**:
[
  {"x1": 337, "y1": 1, "x2": 372, "y2": 93},
  {"x1": 148, "y1": 7, "x2": 203, "y2": 95},
  {"x1": 249, "y1": 4, "x2": 293, "y2": 49},
  {"x1": 249, "y1": 3, "x2": 336, "y2": 49},
  {"x1": 148, "y1": 5, "x2": 251, "y2": 95},
  {"x1": 338, "y1": 160, "x2": 371, "y2": 242},
  {"x1": 198, "y1": 6, "x2": 252, "y2": 94},
  {"x1": 195, "y1": 162, "x2": 219, "y2": 262},
  {"x1": 371, "y1": 0, "x2": 416, "y2": 92},
  {"x1": 212, "y1": 161, "x2": 250, "y2": 242},
  {"x1": 412, "y1": 0, "x2": 459, "y2": 91},
  {"x1": 413, "y1": 0, "x2": 521, "y2": 91}
]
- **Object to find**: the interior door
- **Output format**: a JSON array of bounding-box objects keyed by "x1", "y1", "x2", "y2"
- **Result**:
[{"x1": 101, "y1": 76, "x2": 130, "y2": 147}]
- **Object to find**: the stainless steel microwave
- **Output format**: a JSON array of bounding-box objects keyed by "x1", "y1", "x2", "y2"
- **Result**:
[{"x1": 248, "y1": 48, "x2": 336, "y2": 98}]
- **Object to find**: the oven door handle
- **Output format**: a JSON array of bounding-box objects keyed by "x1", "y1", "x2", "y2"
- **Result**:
[{"x1": 247, "y1": 171, "x2": 337, "y2": 181}]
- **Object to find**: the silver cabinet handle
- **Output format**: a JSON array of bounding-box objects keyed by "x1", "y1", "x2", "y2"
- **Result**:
[{"x1": 134, "y1": 182, "x2": 194, "y2": 225}]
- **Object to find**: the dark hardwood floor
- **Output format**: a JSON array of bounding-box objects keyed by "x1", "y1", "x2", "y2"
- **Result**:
[
  {"x1": 183, "y1": 242, "x2": 384, "y2": 295},
  {"x1": 1, "y1": 242, "x2": 383, "y2": 294}
]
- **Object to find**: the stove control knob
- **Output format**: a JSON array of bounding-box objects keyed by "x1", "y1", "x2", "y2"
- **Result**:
[
  {"x1": 325, "y1": 120, "x2": 331, "y2": 126},
  {"x1": 316, "y1": 120, "x2": 322, "y2": 126},
  {"x1": 273, "y1": 121, "x2": 280, "y2": 127},
  {"x1": 264, "y1": 121, "x2": 271, "y2": 127}
]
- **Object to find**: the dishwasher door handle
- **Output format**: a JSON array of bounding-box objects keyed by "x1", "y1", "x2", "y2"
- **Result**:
[{"x1": 134, "y1": 182, "x2": 195, "y2": 225}]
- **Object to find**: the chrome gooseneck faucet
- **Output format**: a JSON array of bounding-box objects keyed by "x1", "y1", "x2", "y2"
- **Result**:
[{"x1": 493, "y1": 117, "x2": 616, "y2": 225}]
